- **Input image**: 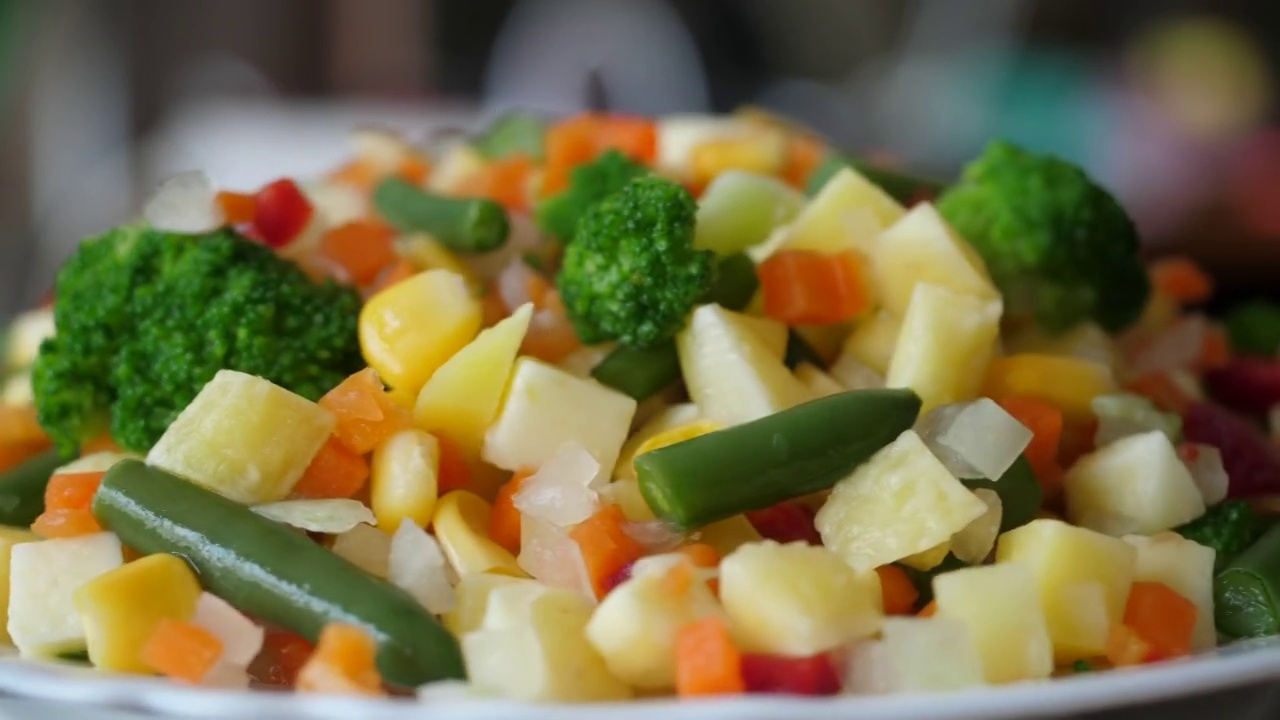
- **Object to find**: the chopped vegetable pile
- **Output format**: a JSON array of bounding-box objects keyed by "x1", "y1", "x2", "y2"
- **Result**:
[{"x1": 0, "y1": 109, "x2": 1278, "y2": 703}]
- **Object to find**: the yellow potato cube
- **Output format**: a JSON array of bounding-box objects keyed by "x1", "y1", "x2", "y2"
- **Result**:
[
  {"x1": 870, "y1": 203, "x2": 998, "y2": 317},
  {"x1": 934, "y1": 562, "x2": 1053, "y2": 684},
  {"x1": 445, "y1": 573, "x2": 538, "y2": 637},
  {"x1": 1123, "y1": 532, "x2": 1216, "y2": 651},
  {"x1": 841, "y1": 311, "x2": 901, "y2": 376},
  {"x1": 886, "y1": 284, "x2": 1002, "y2": 413},
  {"x1": 1064, "y1": 431, "x2": 1206, "y2": 535},
  {"x1": 785, "y1": 168, "x2": 906, "y2": 254}
]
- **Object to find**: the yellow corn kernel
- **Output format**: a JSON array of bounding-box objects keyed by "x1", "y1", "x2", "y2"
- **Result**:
[
  {"x1": 359, "y1": 269, "x2": 482, "y2": 399},
  {"x1": 371, "y1": 429, "x2": 440, "y2": 532},
  {"x1": 690, "y1": 135, "x2": 787, "y2": 187},
  {"x1": 395, "y1": 235, "x2": 480, "y2": 291},
  {"x1": 982, "y1": 354, "x2": 1117, "y2": 421},
  {"x1": 432, "y1": 491, "x2": 526, "y2": 578},
  {"x1": 0, "y1": 527, "x2": 37, "y2": 643},
  {"x1": 73, "y1": 554, "x2": 202, "y2": 673},
  {"x1": 900, "y1": 541, "x2": 951, "y2": 571},
  {"x1": 631, "y1": 420, "x2": 721, "y2": 475}
]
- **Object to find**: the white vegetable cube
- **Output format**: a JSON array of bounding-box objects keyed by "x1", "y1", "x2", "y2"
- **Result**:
[
  {"x1": 445, "y1": 574, "x2": 536, "y2": 636},
  {"x1": 933, "y1": 562, "x2": 1053, "y2": 684},
  {"x1": 390, "y1": 520, "x2": 456, "y2": 615},
  {"x1": 584, "y1": 555, "x2": 723, "y2": 689},
  {"x1": 881, "y1": 617, "x2": 985, "y2": 692},
  {"x1": 331, "y1": 523, "x2": 392, "y2": 578},
  {"x1": 784, "y1": 168, "x2": 906, "y2": 254},
  {"x1": 720, "y1": 541, "x2": 882, "y2": 656},
  {"x1": 517, "y1": 515, "x2": 593, "y2": 600},
  {"x1": 886, "y1": 284, "x2": 1002, "y2": 414},
  {"x1": 950, "y1": 489, "x2": 1003, "y2": 565},
  {"x1": 513, "y1": 443, "x2": 600, "y2": 527},
  {"x1": 146, "y1": 370, "x2": 335, "y2": 504},
  {"x1": 676, "y1": 304, "x2": 809, "y2": 427},
  {"x1": 1123, "y1": 533, "x2": 1216, "y2": 651},
  {"x1": 251, "y1": 499, "x2": 376, "y2": 534},
  {"x1": 8, "y1": 533, "x2": 123, "y2": 657},
  {"x1": 192, "y1": 593, "x2": 264, "y2": 668},
  {"x1": 870, "y1": 202, "x2": 999, "y2": 317},
  {"x1": 0, "y1": 528, "x2": 37, "y2": 643},
  {"x1": 1064, "y1": 431, "x2": 1206, "y2": 535},
  {"x1": 995, "y1": 519, "x2": 1136, "y2": 662},
  {"x1": 816, "y1": 430, "x2": 988, "y2": 572},
  {"x1": 917, "y1": 399, "x2": 1032, "y2": 481},
  {"x1": 795, "y1": 363, "x2": 847, "y2": 399},
  {"x1": 483, "y1": 359, "x2": 636, "y2": 485},
  {"x1": 840, "y1": 311, "x2": 901, "y2": 376}
]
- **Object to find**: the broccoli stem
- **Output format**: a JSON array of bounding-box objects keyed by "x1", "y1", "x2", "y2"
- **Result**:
[{"x1": 374, "y1": 177, "x2": 509, "y2": 253}]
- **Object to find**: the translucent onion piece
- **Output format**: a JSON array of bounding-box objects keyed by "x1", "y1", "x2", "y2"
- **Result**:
[
  {"x1": 950, "y1": 489, "x2": 1003, "y2": 565},
  {"x1": 917, "y1": 399, "x2": 1032, "y2": 481},
  {"x1": 513, "y1": 443, "x2": 601, "y2": 526},
  {"x1": 1181, "y1": 443, "x2": 1229, "y2": 506},
  {"x1": 331, "y1": 523, "x2": 392, "y2": 578},
  {"x1": 303, "y1": 180, "x2": 367, "y2": 226},
  {"x1": 390, "y1": 520, "x2": 457, "y2": 615},
  {"x1": 829, "y1": 353, "x2": 887, "y2": 391},
  {"x1": 1128, "y1": 315, "x2": 1207, "y2": 378},
  {"x1": 516, "y1": 515, "x2": 594, "y2": 601},
  {"x1": 620, "y1": 519, "x2": 685, "y2": 553},
  {"x1": 1092, "y1": 393, "x2": 1182, "y2": 447},
  {"x1": 251, "y1": 499, "x2": 376, "y2": 534},
  {"x1": 417, "y1": 679, "x2": 480, "y2": 704},
  {"x1": 143, "y1": 171, "x2": 224, "y2": 234},
  {"x1": 192, "y1": 592, "x2": 264, "y2": 668}
]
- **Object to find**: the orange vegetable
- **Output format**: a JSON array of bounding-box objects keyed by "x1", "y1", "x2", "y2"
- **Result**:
[
  {"x1": 397, "y1": 155, "x2": 431, "y2": 186},
  {"x1": 81, "y1": 433, "x2": 121, "y2": 455},
  {"x1": 291, "y1": 438, "x2": 371, "y2": 500},
  {"x1": 0, "y1": 405, "x2": 47, "y2": 446},
  {"x1": 995, "y1": 396, "x2": 1064, "y2": 485},
  {"x1": 321, "y1": 221, "x2": 397, "y2": 286},
  {"x1": 215, "y1": 191, "x2": 257, "y2": 226},
  {"x1": 489, "y1": 470, "x2": 532, "y2": 554},
  {"x1": 454, "y1": 155, "x2": 536, "y2": 212},
  {"x1": 1150, "y1": 256, "x2": 1213, "y2": 305},
  {"x1": 570, "y1": 504, "x2": 647, "y2": 599},
  {"x1": 319, "y1": 368, "x2": 413, "y2": 455},
  {"x1": 32, "y1": 508, "x2": 102, "y2": 538},
  {"x1": 875, "y1": 565, "x2": 920, "y2": 616},
  {"x1": 1195, "y1": 324, "x2": 1231, "y2": 372},
  {"x1": 1123, "y1": 581, "x2": 1197, "y2": 661},
  {"x1": 44, "y1": 471, "x2": 105, "y2": 511},
  {"x1": 679, "y1": 542, "x2": 721, "y2": 593},
  {"x1": 759, "y1": 250, "x2": 869, "y2": 325},
  {"x1": 783, "y1": 134, "x2": 827, "y2": 189},
  {"x1": 481, "y1": 288, "x2": 509, "y2": 327},
  {"x1": 541, "y1": 113, "x2": 656, "y2": 196},
  {"x1": 296, "y1": 624, "x2": 383, "y2": 695},
  {"x1": 675, "y1": 617, "x2": 745, "y2": 697},
  {"x1": 328, "y1": 160, "x2": 379, "y2": 191},
  {"x1": 521, "y1": 292, "x2": 582, "y2": 363},
  {"x1": 917, "y1": 600, "x2": 938, "y2": 618},
  {"x1": 435, "y1": 434, "x2": 473, "y2": 495},
  {"x1": 1106, "y1": 624, "x2": 1152, "y2": 667},
  {"x1": 141, "y1": 618, "x2": 225, "y2": 684},
  {"x1": 0, "y1": 442, "x2": 46, "y2": 474},
  {"x1": 250, "y1": 629, "x2": 314, "y2": 688},
  {"x1": 366, "y1": 259, "x2": 418, "y2": 297}
]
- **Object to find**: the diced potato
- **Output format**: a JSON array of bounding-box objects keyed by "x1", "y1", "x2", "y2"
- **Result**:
[
  {"x1": 371, "y1": 429, "x2": 440, "y2": 532},
  {"x1": 720, "y1": 541, "x2": 882, "y2": 656},
  {"x1": 8, "y1": 533, "x2": 123, "y2": 657},
  {"x1": 303, "y1": 180, "x2": 366, "y2": 227},
  {"x1": 444, "y1": 574, "x2": 536, "y2": 637},
  {"x1": 885, "y1": 284, "x2": 1001, "y2": 414},
  {"x1": 146, "y1": 370, "x2": 335, "y2": 505},
  {"x1": 612, "y1": 403, "x2": 701, "y2": 481},
  {"x1": 899, "y1": 542, "x2": 952, "y2": 572},
  {"x1": 784, "y1": 168, "x2": 906, "y2": 254},
  {"x1": 483, "y1": 358, "x2": 636, "y2": 485},
  {"x1": 694, "y1": 170, "x2": 805, "y2": 255},
  {"x1": 795, "y1": 362, "x2": 846, "y2": 399},
  {"x1": 995, "y1": 519, "x2": 1137, "y2": 662},
  {"x1": 982, "y1": 354, "x2": 1117, "y2": 423},
  {"x1": 815, "y1": 430, "x2": 989, "y2": 572},
  {"x1": 870, "y1": 203, "x2": 998, "y2": 317},
  {"x1": 677, "y1": 304, "x2": 809, "y2": 427},
  {"x1": 881, "y1": 617, "x2": 985, "y2": 692},
  {"x1": 841, "y1": 311, "x2": 901, "y2": 376},
  {"x1": 734, "y1": 313, "x2": 788, "y2": 360},
  {"x1": 432, "y1": 491, "x2": 526, "y2": 578},
  {"x1": 585, "y1": 555, "x2": 724, "y2": 689},
  {"x1": 464, "y1": 587, "x2": 631, "y2": 702},
  {"x1": 1123, "y1": 533, "x2": 1216, "y2": 651},
  {"x1": 697, "y1": 515, "x2": 763, "y2": 557},
  {"x1": 0, "y1": 528, "x2": 36, "y2": 643},
  {"x1": 793, "y1": 323, "x2": 853, "y2": 366},
  {"x1": 74, "y1": 554, "x2": 202, "y2": 673},
  {"x1": 933, "y1": 562, "x2": 1053, "y2": 684},
  {"x1": 950, "y1": 489, "x2": 1002, "y2": 565},
  {"x1": 414, "y1": 304, "x2": 533, "y2": 460},
  {"x1": 359, "y1": 269, "x2": 483, "y2": 398},
  {"x1": 597, "y1": 479, "x2": 656, "y2": 523},
  {"x1": 1064, "y1": 431, "x2": 1206, "y2": 535}
]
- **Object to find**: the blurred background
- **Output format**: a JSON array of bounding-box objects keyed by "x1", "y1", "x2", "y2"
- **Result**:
[{"x1": 0, "y1": 0, "x2": 1278, "y2": 319}]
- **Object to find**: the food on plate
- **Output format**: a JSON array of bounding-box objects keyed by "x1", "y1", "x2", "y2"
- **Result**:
[{"x1": 0, "y1": 108, "x2": 1276, "y2": 702}]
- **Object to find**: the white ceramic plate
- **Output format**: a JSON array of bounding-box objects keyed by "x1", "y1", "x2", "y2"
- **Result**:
[{"x1": 0, "y1": 638, "x2": 1277, "y2": 720}]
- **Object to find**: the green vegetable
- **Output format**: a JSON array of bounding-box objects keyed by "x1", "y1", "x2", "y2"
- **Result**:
[
  {"x1": 535, "y1": 150, "x2": 647, "y2": 242},
  {"x1": 637, "y1": 388, "x2": 921, "y2": 530},
  {"x1": 373, "y1": 177, "x2": 509, "y2": 253},
  {"x1": 32, "y1": 226, "x2": 362, "y2": 455},
  {"x1": 1091, "y1": 393, "x2": 1182, "y2": 445},
  {"x1": 694, "y1": 171, "x2": 805, "y2": 255},
  {"x1": 557, "y1": 176, "x2": 714, "y2": 348},
  {"x1": 590, "y1": 253, "x2": 759, "y2": 400},
  {"x1": 1176, "y1": 500, "x2": 1261, "y2": 572},
  {"x1": 783, "y1": 330, "x2": 826, "y2": 370},
  {"x1": 93, "y1": 460, "x2": 465, "y2": 687},
  {"x1": 473, "y1": 111, "x2": 548, "y2": 161},
  {"x1": 1072, "y1": 660, "x2": 1093, "y2": 673},
  {"x1": 961, "y1": 455, "x2": 1042, "y2": 533},
  {"x1": 1225, "y1": 300, "x2": 1280, "y2": 357},
  {"x1": 936, "y1": 141, "x2": 1150, "y2": 334},
  {"x1": 0, "y1": 448, "x2": 67, "y2": 527},
  {"x1": 806, "y1": 154, "x2": 944, "y2": 204},
  {"x1": 1214, "y1": 523, "x2": 1280, "y2": 638}
]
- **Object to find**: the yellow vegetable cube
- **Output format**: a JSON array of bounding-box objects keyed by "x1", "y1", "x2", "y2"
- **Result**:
[
  {"x1": 0, "y1": 527, "x2": 37, "y2": 643},
  {"x1": 885, "y1": 284, "x2": 1002, "y2": 413},
  {"x1": 982, "y1": 354, "x2": 1117, "y2": 422},
  {"x1": 432, "y1": 491, "x2": 526, "y2": 578},
  {"x1": 613, "y1": 403, "x2": 701, "y2": 481},
  {"x1": 795, "y1": 363, "x2": 846, "y2": 399},
  {"x1": 1123, "y1": 532, "x2": 1216, "y2": 651},
  {"x1": 870, "y1": 203, "x2": 999, "y2": 317},
  {"x1": 359, "y1": 269, "x2": 482, "y2": 398},
  {"x1": 1064, "y1": 431, "x2": 1206, "y2": 535},
  {"x1": 840, "y1": 311, "x2": 901, "y2": 376},
  {"x1": 8, "y1": 533, "x2": 123, "y2": 657},
  {"x1": 73, "y1": 554, "x2": 202, "y2": 673},
  {"x1": 445, "y1": 573, "x2": 538, "y2": 637},
  {"x1": 146, "y1": 370, "x2": 335, "y2": 505},
  {"x1": 371, "y1": 429, "x2": 440, "y2": 532},
  {"x1": 785, "y1": 168, "x2": 905, "y2": 254},
  {"x1": 696, "y1": 514, "x2": 763, "y2": 557},
  {"x1": 934, "y1": 562, "x2": 1053, "y2": 684},
  {"x1": 995, "y1": 519, "x2": 1137, "y2": 662}
]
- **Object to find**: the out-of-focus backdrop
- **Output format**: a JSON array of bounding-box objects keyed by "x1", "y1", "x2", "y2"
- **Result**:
[{"x1": 0, "y1": 0, "x2": 1278, "y2": 319}]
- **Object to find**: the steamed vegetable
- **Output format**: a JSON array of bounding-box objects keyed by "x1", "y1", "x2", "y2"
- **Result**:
[
  {"x1": 1215, "y1": 524, "x2": 1280, "y2": 638},
  {"x1": 474, "y1": 112, "x2": 548, "y2": 161},
  {"x1": 1175, "y1": 500, "x2": 1261, "y2": 571},
  {"x1": 0, "y1": 448, "x2": 67, "y2": 527},
  {"x1": 535, "y1": 149, "x2": 646, "y2": 242},
  {"x1": 373, "y1": 177, "x2": 509, "y2": 252}
]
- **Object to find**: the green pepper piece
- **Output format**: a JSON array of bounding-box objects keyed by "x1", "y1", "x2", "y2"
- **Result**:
[
  {"x1": 637, "y1": 388, "x2": 921, "y2": 530},
  {"x1": 961, "y1": 455, "x2": 1042, "y2": 533},
  {"x1": 93, "y1": 461, "x2": 465, "y2": 687},
  {"x1": 1214, "y1": 523, "x2": 1280, "y2": 638},
  {"x1": 473, "y1": 112, "x2": 548, "y2": 161},
  {"x1": 0, "y1": 448, "x2": 69, "y2": 527},
  {"x1": 373, "y1": 177, "x2": 509, "y2": 253},
  {"x1": 806, "y1": 153, "x2": 945, "y2": 204}
]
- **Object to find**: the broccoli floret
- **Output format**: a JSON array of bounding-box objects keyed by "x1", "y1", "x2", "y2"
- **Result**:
[
  {"x1": 33, "y1": 225, "x2": 363, "y2": 454},
  {"x1": 1175, "y1": 500, "x2": 1262, "y2": 572},
  {"x1": 1226, "y1": 300, "x2": 1280, "y2": 357},
  {"x1": 936, "y1": 141, "x2": 1150, "y2": 334},
  {"x1": 556, "y1": 176, "x2": 714, "y2": 348},
  {"x1": 535, "y1": 150, "x2": 647, "y2": 242}
]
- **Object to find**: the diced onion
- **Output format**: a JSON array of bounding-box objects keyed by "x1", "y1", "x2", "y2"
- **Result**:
[
  {"x1": 620, "y1": 520, "x2": 685, "y2": 553},
  {"x1": 192, "y1": 592, "x2": 264, "y2": 668},
  {"x1": 513, "y1": 443, "x2": 601, "y2": 527},
  {"x1": 516, "y1": 515, "x2": 594, "y2": 601},
  {"x1": 950, "y1": 489, "x2": 1002, "y2": 564},
  {"x1": 200, "y1": 663, "x2": 251, "y2": 689},
  {"x1": 917, "y1": 400, "x2": 1032, "y2": 481},
  {"x1": 331, "y1": 523, "x2": 392, "y2": 578},
  {"x1": 251, "y1": 499, "x2": 376, "y2": 534},
  {"x1": 143, "y1": 171, "x2": 224, "y2": 234},
  {"x1": 1181, "y1": 443, "x2": 1229, "y2": 506},
  {"x1": 558, "y1": 344, "x2": 616, "y2": 378},
  {"x1": 1092, "y1": 393, "x2": 1181, "y2": 447},
  {"x1": 496, "y1": 259, "x2": 536, "y2": 313},
  {"x1": 390, "y1": 520, "x2": 457, "y2": 615}
]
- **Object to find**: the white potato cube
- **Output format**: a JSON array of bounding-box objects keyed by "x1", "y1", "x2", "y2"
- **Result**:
[
  {"x1": 8, "y1": 533, "x2": 123, "y2": 657},
  {"x1": 1064, "y1": 431, "x2": 1206, "y2": 535},
  {"x1": 886, "y1": 284, "x2": 1002, "y2": 414},
  {"x1": 881, "y1": 617, "x2": 986, "y2": 692},
  {"x1": 870, "y1": 203, "x2": 999, "y2": 317},
  {"x1": 933, "y1": 562, "x2": 1053, "y2": 684},
  {"x1": 1123, "y1": 532, "x2": 1216, "y2": 651},
  {"x1": 784, "y1": 168, "x2": 906, "y2": 254}
]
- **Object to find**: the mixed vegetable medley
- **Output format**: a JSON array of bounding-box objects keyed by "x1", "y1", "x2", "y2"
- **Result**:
[{"x1": 3, "y1": 108, "x2": 1280, "y2": 702}]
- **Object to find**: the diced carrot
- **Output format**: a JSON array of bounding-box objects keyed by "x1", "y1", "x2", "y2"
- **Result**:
[
  {"x1": 454, "y1": 155, "x2": 536, "y2": 212},
  {"x1": 32, "y1": 508, "x2": 102, "y2": 538},
  {"x1": 661, "y1": 561, "x2": 697, "y2": 597},
  {"x1": 0, "y1": 405, "x2": 48, "y2": 446},
  {"x1": 679, "y1": 542, "x2": 721, "y2": 593},
  {"x1": 489, "y1": 470, "x2": 532, "y2": 554},
  {"x1": 759, "y1": 250, "x2": 870, "y2": 325},
  {"x1": 291, "y1": 438, "x2": 370, "y2": 500},
  {"x1": 434, "y1": 434, "x2": 472, "y2": 495},
  {"x1": 296, "y1": 623, "x2": 383, "y2": 695},
  {"x1": 1150, "y1": 256, "x2": 1213, "y2": 305},
  {"x1": 1106, "y1": 624, "x2": 1153, "y2": 667},
  {"x1": 250, "y1": 628, "x2": 315, "y2": 688},
  {"x1": 1196, "y1": 324, "x2": 1231, "y2": 372},
  {"x1": 365, "y1": 259, "x2": 418, "y2": 297},
  {"x1": 397, "y1": 155, "x2": 431, "y2": 186},
  {"x1": 594, "y1": 115, "x2": 657, "y2": 164},
  {"x1": 1123, "y1": 581, "x2": 1197, "y2": 661},
  {"x1": 80, "y1": 433, "x2": 121, "y2": 455},
  {"x1": 570, "y1": 504, "x2": 647, "y2": 599},
  {"x1": 44, "y1": 471, "x2": 105, "y2": 511},
  {"x1": 521, "y1": 293, "x2": 582, "y2": 363},
  {"x1": 319, "y1": 368, "x2": 412, "y2": 455},
  {"x1": 328, "y1": 159, "x2": 379, "y2": 191},
  {"x1": 320, "y1": 221, "x2": 397, "y2": 286},
  {"x1": 675, "y1": 617, "x2": 745, "y2": 697},
  {"x1": 875, "y1": 565, "x2": 920, "y2": 616},
  {"x1": 783, "y1": 134, "x2": 827, "y2": 189},
  {"x1": 0, "y1": 441, "x2": 49, "y2": 474},
  {"x1": 142, "y1": 618, "x2": 224, "y2": 684},
  {"x1": 995, "y1": 396, "x2": 1064, "y2": 485},
  {"x1": 917, "y1": 600, "x2": 938, "y2": 618},
  {"x1": 215, "y1": 191, "x2": 257, "y2": 226},
  {"x1": 540, "y1": 113, "x2": 656, "y2": 197}
]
